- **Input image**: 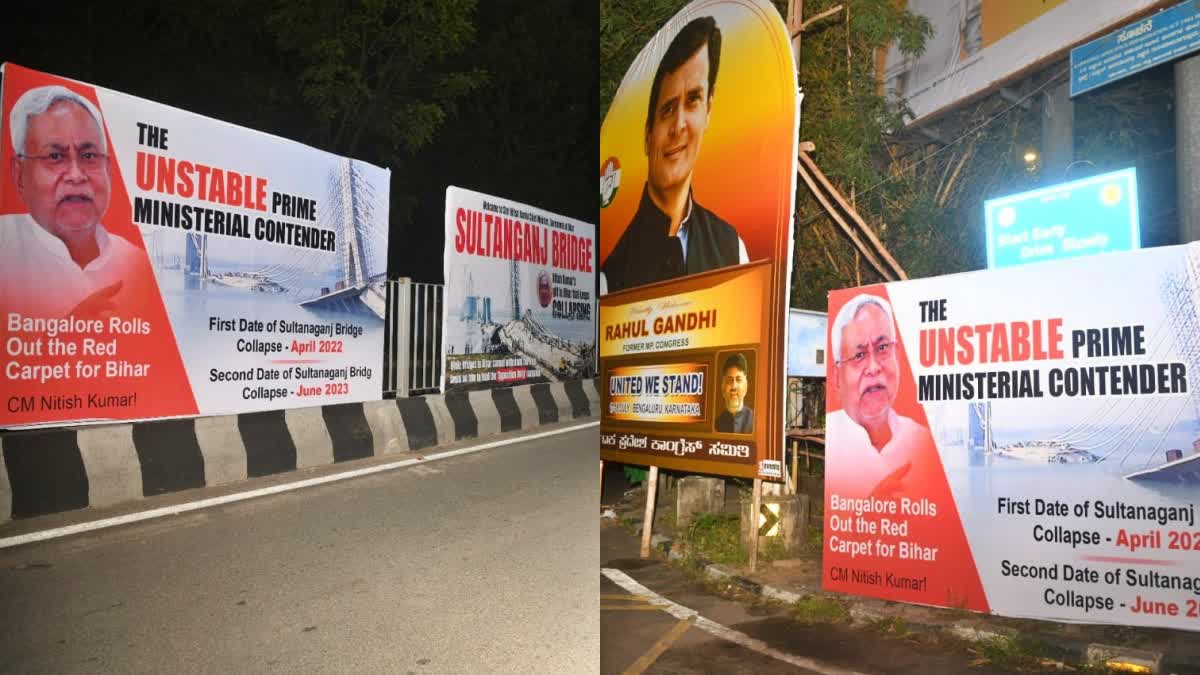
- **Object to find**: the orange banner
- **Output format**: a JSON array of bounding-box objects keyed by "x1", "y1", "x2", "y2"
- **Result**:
[
  {"x1": 599, "y1": 263, "x2": 767, "y2": 358},
  {"x1": 598, "y1": 0, "x2": 798, "y2": 481}
]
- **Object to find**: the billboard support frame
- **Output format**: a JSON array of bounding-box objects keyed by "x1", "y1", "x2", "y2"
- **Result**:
[
  {"x1": 798, "y1": 151, "x2": 907, "y2": 281},
  {"x1": 639, "y1": 465, "x2": 660, "y2": 559}
]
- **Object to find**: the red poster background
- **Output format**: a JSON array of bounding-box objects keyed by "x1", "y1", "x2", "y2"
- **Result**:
[
  {"x1": 823, "y1": 285, "x2": 989, "y2": 612},
  {"x1": 1, "y1": 63, "x2": 197, "y2": 425}
]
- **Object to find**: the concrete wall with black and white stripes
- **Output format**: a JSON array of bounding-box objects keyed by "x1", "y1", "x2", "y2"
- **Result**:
[{"x1": 0, "y1": 379, "x2": 599, "y2": 524}]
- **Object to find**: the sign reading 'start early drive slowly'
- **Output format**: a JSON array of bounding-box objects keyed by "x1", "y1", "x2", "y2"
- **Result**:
[
  {"x1": 0, "y1": 63, "x2": 390, "y2": 426},
  {"x1": 598, "y1": 0, "x2": 800, "y2": 480},
  {"x1": 985, "y1": 168, "x2": 1139, "y2": 269}
]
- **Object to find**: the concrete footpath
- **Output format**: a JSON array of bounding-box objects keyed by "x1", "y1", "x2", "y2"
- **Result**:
[{"x1": 606, "y1": 477, "x2": 1200, "y2": 675}]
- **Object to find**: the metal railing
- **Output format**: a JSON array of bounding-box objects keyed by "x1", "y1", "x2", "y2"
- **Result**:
[{"x1": 384, "y1": 279, "x2": 444, "y2": 398}]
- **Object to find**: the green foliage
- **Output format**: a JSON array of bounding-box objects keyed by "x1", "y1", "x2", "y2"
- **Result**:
[
  {"x1": 599, "y1": 0, "x2": 683, "y2": 121},
  {"x1": 791, "y1": 0, "x2": 947, "y2": 308},
  {"x1": 869, "y1": 615, "x2": 911, "y2": 636},
  {"x1": 12, "y1": 1, "x2": 596, "y2": 283},
  {"x1": 971, "y1": 634, "x2": 1056, "y2": 670},
  {"x1": 623, "y1": 465, "x2": 648, "y2": 485},
  {"x1": 681, "y1": 513, "x2": 745, "y2": 565},
  {"x1": 806, "y1": 519, "x2": 824, "y2": 552},
  {"x1": 790, "y1": 595, "x2": 850, "y2": 624},
  {"x1": 267, "y1": 0, "x2": 485, "y2": 158}
]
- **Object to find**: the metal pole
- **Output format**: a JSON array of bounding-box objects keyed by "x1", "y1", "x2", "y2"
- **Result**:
[
  {"x1": 434, "y1": 285, "x2": 443, "y2": 391},
  {"x1": 424, "y1": 284, "x2": 432, "y2": 391},
  {"x1": 640, "y1": 465, "x2": 659, "y2": 558},
  {"x1": 600, "y1": 460, "x2": 605, "y2": 511},
  {"x1": 791, "y1": 438, "x2": 800, "y2": 495},
  {"x1": 1177, "y1": 54, "x2": 1200, "y2": 243},
  {"x1": 749, "y1": 478, "x2": 762, "y2": 569},
  {"x1": 1041, "y1": 80, "x2": 1074, "y2": 179},
  {"x1": 397, "y1": 279, "x2": 412, "y2": 397},
  {"x1": 383, "y1": 280, "x2": 393, "y2": 395}
]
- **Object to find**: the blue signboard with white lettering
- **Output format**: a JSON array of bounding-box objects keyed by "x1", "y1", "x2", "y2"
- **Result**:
[
  {"x1": 1071, "y1": 0, "x2": 1200, "y2": 97},
  {"x1": 984, "y1": 168, "x2": 1139, "y2": 269}
]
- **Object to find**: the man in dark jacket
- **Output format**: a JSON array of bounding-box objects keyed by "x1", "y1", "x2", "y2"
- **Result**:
[
  {"x1": 601, "y1": 16, "x2": 747, "y2": 295},
  {"x1": 715, "y1": 352, "x2": 753, "y2": 434}
]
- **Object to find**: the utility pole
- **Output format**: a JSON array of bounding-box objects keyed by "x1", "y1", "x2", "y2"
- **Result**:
[{"x1": 1177, "y1": 54, "x2": 1200, "y2": 243}]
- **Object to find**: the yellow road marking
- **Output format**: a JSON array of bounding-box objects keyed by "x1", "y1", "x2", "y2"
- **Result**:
[
  {"x1": 600, "y1": 604, "x2": 664, "y2": 611},
  {"x1": 621, "y1": 618, "x2": 694, "y2": 675},
  {"x1": 601, "y1": 594, "x2": 651, "y2": 601}
]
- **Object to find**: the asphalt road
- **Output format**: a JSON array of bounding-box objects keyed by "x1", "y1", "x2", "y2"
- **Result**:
[{"x1": 0, "y1": 423, "x2": 599, "y2": 674}]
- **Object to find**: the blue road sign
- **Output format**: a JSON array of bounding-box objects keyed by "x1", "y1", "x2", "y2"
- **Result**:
[
  {"x1": 984, "y1": 168, "x2": 1139, "y2": 270},
  {"x1": 1071, "y1": 0, "x2": 1200, "y2": 97}
]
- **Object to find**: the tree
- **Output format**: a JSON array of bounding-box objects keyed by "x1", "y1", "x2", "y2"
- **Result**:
[
  {"x1": 7, "y1": 1, "x2": 595, "y2": 283},
  {"x1": 268, "y1": 0, "x2": 484, "y2": 157},
  {"x1": 600, "y1": 0, "x2": 683, "y2": 122},
  {"x1": 401, "y1": 0, "x2": 599, "y2": 281}
]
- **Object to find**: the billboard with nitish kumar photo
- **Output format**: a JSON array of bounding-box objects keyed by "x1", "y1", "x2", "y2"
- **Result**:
[
  {"x1": 824, "y1": 243, "x2": 1200, "y2": 631},
  {"x1": 0, "y1": 63, "x2": 390, "y2": 427}
]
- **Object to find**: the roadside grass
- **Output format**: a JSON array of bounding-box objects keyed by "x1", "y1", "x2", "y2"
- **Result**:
[
  {"x1": 790, "y1": 595, "x2": 851, "y2": 624},
  {"x1": 950, "y1": 633, "x2": 1075, "y2": 672},
  {"x1": 675, "y1": 511, "x2": 797, "y2": 565},
  {"x1": 805, "y1": 519, "x2": 824, "y2": 553},
  {"x1": 626, "y1": 498, "x2": 1097, "y2": 673},
  {"x1": 680, "y1": 513, "x2": 745, "y2": 566},
  {"x1": 620, "y1": 498, "x2": 1104, "y2": 674},
  {"x1": 617, "y1": 514, "x2": 640, "y2": 535},
  {"x1": 868, "y1": 616, "x2": 911, "y2": 638},
  {"x1": 654, "y1": 502, "x2": 677, "y2": 531}
]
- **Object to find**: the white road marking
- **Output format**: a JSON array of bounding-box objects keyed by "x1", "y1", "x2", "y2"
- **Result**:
[
  {"x1": 601, "y1": 568, "x2": 871, "y2": 675},
  {"x1": 0, "y1": 422, "x2": 599, "y2": 550}
]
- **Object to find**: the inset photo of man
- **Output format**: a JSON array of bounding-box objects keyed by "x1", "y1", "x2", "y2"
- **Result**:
[
  {"x1": 600, "y1": 16, "x2": 748, "y2": 295},
  {"x1": 714, "y1": 350, "x2": 754, "y2": 434}
]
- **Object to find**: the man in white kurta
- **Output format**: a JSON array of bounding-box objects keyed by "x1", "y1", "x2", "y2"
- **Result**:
[
  {"x1": 829, "y1": 294, "x2": 929, "y2": 498},
  {"x1": 826, "y1": 407, "x2": 926, "y2": 498},
  {"x1": 1, "y1": 85, "x2": 143, "y2": 320},
  {"x1": 0, "y1": 214, "x2": 142, "y2": 318}
]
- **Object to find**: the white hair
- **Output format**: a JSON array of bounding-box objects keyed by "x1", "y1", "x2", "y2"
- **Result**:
[
  {"x1": 9, "y1": 85, "x2": 107, "y2": 155},
  {"x1": 831, "y1": 293, "x2": 895, "y2": 365}
]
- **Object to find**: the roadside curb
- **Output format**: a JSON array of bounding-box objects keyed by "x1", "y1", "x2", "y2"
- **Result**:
[
  {"x1": 646, "y1": 535, "x2": 1185, "y2": 674},
  {"x1": 702, "y1": 563, "x2": 1184, "y2": 674},
  {"x1": 0, "y1": 378, "x2": 600, "y2": 526}
]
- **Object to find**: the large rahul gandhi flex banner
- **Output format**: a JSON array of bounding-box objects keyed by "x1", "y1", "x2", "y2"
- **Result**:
[
  {"x1": 824, "y1": 243, "x2": 1200, "y2": 631},
  {"x1": 0, "y1": 63, "x2": 390, "y2": 427},
  {"x1": 599, "y1": 0, "x2": 799, "y2": 481},
  {"x1": 442, "y1": 186, "x2": 596, "y2": 392}
]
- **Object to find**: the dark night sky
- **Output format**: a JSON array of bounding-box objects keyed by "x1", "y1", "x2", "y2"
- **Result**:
[{"x1": 2, "y1": 1, "x2": 598, "y2": 283}]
